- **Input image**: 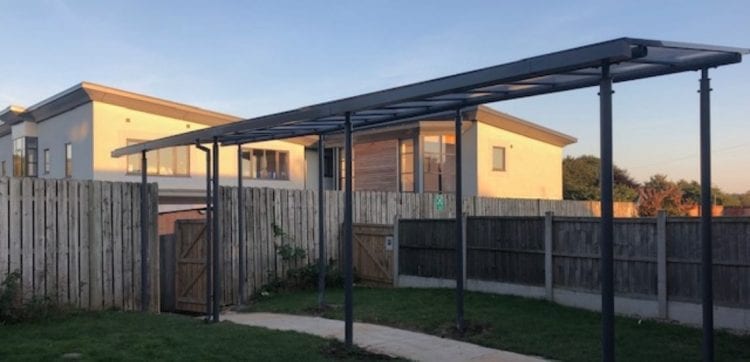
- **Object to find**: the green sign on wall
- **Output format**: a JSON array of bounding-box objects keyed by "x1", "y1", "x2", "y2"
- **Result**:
[{"x1": 434, "y1": 194, "x2": 445, "y2": 212}]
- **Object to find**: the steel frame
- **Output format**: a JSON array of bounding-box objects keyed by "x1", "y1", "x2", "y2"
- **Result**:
[{"x1": 119, "y1": 38, "x2": 747, "y2": 361}]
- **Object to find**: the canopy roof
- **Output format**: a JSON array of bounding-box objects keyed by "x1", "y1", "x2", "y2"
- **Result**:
[{"x1": 112, "y1": 37, "x2": 747, "y2": 157}]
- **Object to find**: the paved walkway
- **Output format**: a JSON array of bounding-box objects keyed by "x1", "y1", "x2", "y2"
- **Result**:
[{"x1": 222, "y1": 312, "x2": 547, "y2": 362}]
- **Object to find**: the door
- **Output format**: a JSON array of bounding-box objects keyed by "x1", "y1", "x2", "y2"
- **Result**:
[
  {"x1": 175, "y1": 220, "x2": 209, "y2": 313},
  {"x1": 352, "y1": 224, "x2": 394, "y2": 285}
]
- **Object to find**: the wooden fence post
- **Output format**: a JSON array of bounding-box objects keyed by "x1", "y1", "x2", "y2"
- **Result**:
[
  {"x1": 657, "y1": 210, "x2": 668, "y2": 318},
  {"x1": 544, "y1": 211, "x2": 554, "y2": 301}
]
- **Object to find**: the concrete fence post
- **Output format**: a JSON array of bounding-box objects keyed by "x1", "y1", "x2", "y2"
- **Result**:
[
  {"x1": 657, "y1": 210, "x2": 668, "y2": 318},
  {"x1": 393, "y1": 215, "x2": 400, "y2": 287},
  {"x1": 544, "y1": 211, "x2": 554, "y2": 301}
]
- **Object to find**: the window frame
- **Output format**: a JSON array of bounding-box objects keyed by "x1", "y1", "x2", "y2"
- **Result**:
[
  {"x1": 398, "y1": 138, "x2": 415, "y2": 192},
  {"x1": 240, "y1": 147, "x2": 290, "y2": 181},
  {"x1": 492, "y1": 146, "x2": 506, "y2": 172},
  {"x1": 43, "y1": 149, "x2": 50, "y2": 175},
  {"x1": 12, "y1": 137, "x2": 26, "y2": 177},
  {"x1": 11, "y1": 136, "x2": 39, "y2": 177},
  {"x1": 125, "y1": 139, "x2": 191, "y2": 177},
  {"x1": 65, "y1": 143, "x2": 72, "y2": 178},
  {"x1": 420, "y1": 134, "x2": 456, "y2": 193}
]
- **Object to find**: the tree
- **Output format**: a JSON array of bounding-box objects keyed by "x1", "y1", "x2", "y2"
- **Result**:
[
  {"x1": 639, "y1": 175, "x2": 691, "y2": 216},
  {"x1": 676, "y1": 179, "x2": 700, "y2": 205},
  {"x1": 740, "y1": 191, "x2": 750, "y2": 207},
  {"x1": 563, "y1": 155, "x2": 639, "y2": 202},
  {"x1": 676, "y1": 179, "x2": 741, "y2": 207}
]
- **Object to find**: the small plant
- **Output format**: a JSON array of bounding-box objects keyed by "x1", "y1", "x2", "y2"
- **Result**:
[
  {"x1": 255, "y1": 260, "x2": 349, "y2": 297},
  {"x1": 271, "y1": 222, "x2": 306, "y2": 272},
  {"x1": 0, "y1": 271, "x2": 21, "y2": 322},
  {"x1": 0, "y1": 270, "x2": 63, "y2": 324},
  {"x1": 271, "y1": 222, "x2": 286, "y2": 238},
  {"x1": 276, "y1": 244, "x2": 306, "y2": 262}
]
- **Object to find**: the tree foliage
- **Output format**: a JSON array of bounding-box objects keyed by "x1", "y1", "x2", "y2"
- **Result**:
[
  {"x1": 564, "y1": 155, "x2": 746, "y2": 214},
  {"x1": 639, "y1": 175, "x2": 691, "y2": 216},
  {"x1": 563, "y1": 155, "x2": 639, "y2": 202}
]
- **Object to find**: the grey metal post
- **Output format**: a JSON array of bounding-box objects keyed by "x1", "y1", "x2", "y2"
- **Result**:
[
  {"x1": 212, "y1": 138, "x2": 221, "y2": 322},
  {"x1": 317, "y1": 135, "x2": 327, "y2": 308},
  {"x1": 344, "y1": 113, "x2": 354, "y2": 347},
  {"x1": 544, "y1": 211, "x2": 554, "y2": 301},
  {"x1": 392, "y1": 215, "x2": 400, "y2": 287},
  {"x1": 454, "y1": 109, "x2": 465, "y2": 332},
  {"x1": 699, "y1": 68, "x2": 714, "y2": 362},
  {"x1": 237, "y1": 145, "x2": 245, "y2": 305},
  {"x1": 140, "y1": 150, "x2": 149, "y2": 312},
  {"x1": 195, "y1": 142, "x2": 212, "y2": 322},
  {"x1": 599, "y1": 62, "x2": 615, "y2": 362}
]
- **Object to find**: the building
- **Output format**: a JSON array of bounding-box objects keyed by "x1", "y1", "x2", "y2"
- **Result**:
[
  {"x1": 1, "y1": 83, "x2": 576, "y2": 204},
  {"x1": 0, "y1": 82, "x2": 307, "y2": 208},
  {"x1": 309, "y1": 106, "x2": 576, "y2": 199}
]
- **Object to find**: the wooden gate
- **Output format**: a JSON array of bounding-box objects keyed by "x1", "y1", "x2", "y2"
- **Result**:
[
  {"x1": 175, "y1": 219, "x2": 209, "y2": 313},
  {"x1": 352, "y1": 224, "x2": 394, "y2": 285}
]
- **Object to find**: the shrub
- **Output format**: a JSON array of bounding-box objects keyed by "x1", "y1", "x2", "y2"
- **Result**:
[
  {"x1": 255, "y1": 260, "x2": 353, "y2": 297},
  {"x1": 0, "y1": 270, "x2": 63, "y2": 324}
]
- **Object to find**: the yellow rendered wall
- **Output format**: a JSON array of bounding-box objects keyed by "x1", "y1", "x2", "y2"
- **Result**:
[
  {"x1": 474, "y1": 121, "x2": 563, "y2": 199},
  {"x1": 91, "y1": 102, "x2": 306, "y2": 190}
]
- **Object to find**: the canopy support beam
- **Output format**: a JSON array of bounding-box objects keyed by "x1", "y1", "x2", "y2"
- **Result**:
[
  {"x1": 140, "y1": 151, "x2": 149, "y2": 312},
  {"x1": 212, "y1": 138, "x2": 221, "y2": 322},
  {"x1": 454, "y1": 109, "x2": 465, "y2": 333},
  {"x1": 343, "y1": 113, "x2": 354, "y2": 348},
  {"x1": 318, "y1": 135, "x2": 327, "y2": 308},
  {"x1": 700, "y1": 68, "x2": 714, "y2": 362},
  {"x1": 195, "y1": 142, "x2": 213, "y2": 321},
  {"x1": 237, "y1": 145, "x2": 246, "y2": 305},
  {"x1": 599, "y1": 62, "x2": 615, "y2": 362}
]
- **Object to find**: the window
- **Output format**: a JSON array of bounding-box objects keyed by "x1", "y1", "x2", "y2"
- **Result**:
[
  {"x1": 337, "y1": 147, "x2": 353, "y2": 190},
  {"x1": 422, "y1": 134, "x2": 455, "y2": 193},
  {"x1": 240, "y1": 148, "x2": 289, "y2": 180},
  {"x1": 323, "y1": 148, "x2": 334, "y2": 178},
  {"x1": 492, "y1": 146, "x2": 506, "y2": 171},
  {"x1": 12, "y1": 137, "x2": 25, "y2": 177},
  {"x1": 12, "y1": 137, "x2": 38, "y2": 177},
  {"x1": 43, "y1": 149, "x2": 50, "y2": 175},
  {"x1": 126, "y1": 140, "x2": 190, "y2": 176},
  {"x1": 65, "y1": 143, "x2": 72, "y2": 178},
  {"x1": 399, "y1": 139, "x2": 415, "y2": 192}
]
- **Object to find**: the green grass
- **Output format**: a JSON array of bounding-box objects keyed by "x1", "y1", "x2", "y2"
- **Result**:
[
  {"x1": 0, "y1": 311, "x2": 402, "y2": 361},
  {"x1": 244, "y1": 287, "x2": 750, "y2": 362}
]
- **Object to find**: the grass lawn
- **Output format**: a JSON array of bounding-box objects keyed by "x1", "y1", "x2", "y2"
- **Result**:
[
  {"x1": 0, "y1": 311, "x2": 402, "y2": 361},
  {"x1": 244, "y1": 287, "x2": 750, "y2": 362}
]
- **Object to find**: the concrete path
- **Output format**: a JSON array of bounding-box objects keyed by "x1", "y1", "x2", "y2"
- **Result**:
[{"x1": 222, "y1": 312, "x2": 547, "y2": 362}]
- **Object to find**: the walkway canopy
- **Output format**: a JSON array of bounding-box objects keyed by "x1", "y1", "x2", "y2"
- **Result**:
[
  {"x1": 112, "y1": 37, "x2": 747, "y2": 362},
  {"x1": 112, "y1": 38, "x2": 745, "y2": 155}
]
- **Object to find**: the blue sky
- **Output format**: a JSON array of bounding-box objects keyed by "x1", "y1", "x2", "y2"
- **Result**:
[{"x1": 1, "y1": 0, "x2": 748, "y2": 191}]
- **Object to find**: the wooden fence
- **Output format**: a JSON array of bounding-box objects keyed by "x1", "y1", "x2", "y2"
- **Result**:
[
  {"x1": 398, "y1": 215, "x2": 750, "y2": 309},
  {"x1": 0, "y1": 178, "x2": 159, "y2": 311},
  {"x1": 209, "y1": 187, "x2": 636, "y2": 305}
]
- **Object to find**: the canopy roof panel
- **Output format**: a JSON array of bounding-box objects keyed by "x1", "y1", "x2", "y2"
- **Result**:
[{"x1": 112, "y1": 37, "x2": 748, "y2": 157}]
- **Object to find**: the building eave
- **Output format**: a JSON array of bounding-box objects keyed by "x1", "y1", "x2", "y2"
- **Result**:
[
  {"x1": 475, "y1": 105, "x2": 577, "y2": 147},
  {"x1": 14, "y1": 82, "x2": 243, "y2": 127}
]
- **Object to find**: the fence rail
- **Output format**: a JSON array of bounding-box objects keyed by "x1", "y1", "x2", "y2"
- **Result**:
[{"x1": 0, "y1": 178, "x2": 159, "y2": 311}]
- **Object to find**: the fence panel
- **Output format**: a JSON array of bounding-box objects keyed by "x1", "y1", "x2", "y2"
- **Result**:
[
  {"x1": 0, "y1": 178, "x2": 158, "y2": 311},
  {"x1": 468, "y1": 217, "x2": 545, "y2": 286},
  {"x1": 210, "y1": 187, "x2": 638, "y2": 302}
]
